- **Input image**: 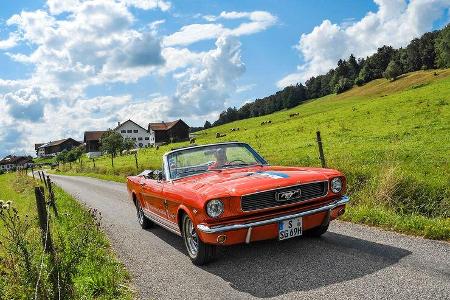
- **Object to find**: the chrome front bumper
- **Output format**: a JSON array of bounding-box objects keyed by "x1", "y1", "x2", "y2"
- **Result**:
[{"x1": 197, "y1": 195, "x2": 349, "y2": 235}]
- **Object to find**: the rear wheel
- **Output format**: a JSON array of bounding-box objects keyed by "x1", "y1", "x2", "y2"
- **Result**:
[
  {"x1": 182, "y1": 214, "x2": 216, "y2": 265},
  {"x1": 136, "y1": 199, "x2": 152, "y2": 229}
]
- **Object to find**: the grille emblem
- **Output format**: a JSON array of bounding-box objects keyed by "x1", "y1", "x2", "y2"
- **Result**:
[{"x1": 276, "y1": 188, "x2": 302, "y2": 202}]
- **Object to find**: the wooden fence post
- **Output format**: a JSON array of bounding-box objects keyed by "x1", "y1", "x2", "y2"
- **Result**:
[
  {"x1": 31, "y1": 166, "x2": 35, "y2": 179},
  {"x1": 41, "y1": 171, "x2": 48, "y2": 188},
  {"x1": 92, "y1": 158, "x2": 96, "y2": 168},
  {"x1": 46, "y1": 175, "x2": 59, "y2": 218},
  {"x1": 38, "y1": 170, "x2": 43, "y2": 182},
  {"x1": 316, "y1": 131, "x2": 327, "y2": 168},
  {"x1": 34, "y1": 187, "x2": 54, "y2": 253},
  {"x1": 134, "y1": 152, "x2": 138, "y2": 171}
]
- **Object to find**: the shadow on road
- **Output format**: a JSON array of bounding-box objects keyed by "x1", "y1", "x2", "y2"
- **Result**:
[{"x1": 150, "y1": 228, "x2": 411, "y2": 298}]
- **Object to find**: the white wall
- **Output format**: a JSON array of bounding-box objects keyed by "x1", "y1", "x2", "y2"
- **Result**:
[{"x1": 115, "y1": 121, "x2": 154, "y2": 148}]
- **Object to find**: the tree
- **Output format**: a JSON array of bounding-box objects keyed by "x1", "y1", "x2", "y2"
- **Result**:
[
  {"x1": 100, "y1": 130, "x2": 124, "y2": 167},
  {"x1": 435, "y1": 24, "x2": 450, "y2": 68},
  {"x1": 55, "y1": 150, "x2": 68, "y2": 165},
  {"x1": 334, "y1": 77, "x2": 353, "y2": 94},
  {"x1": 384, "y1": 59, "x2": 403, "y2": 81},
  {"x1": 203, "y1": 120, "x2": 212, "y2": 129},
  {"x1": 122, "y1": 138, "x2": 135, "y2": 153}
]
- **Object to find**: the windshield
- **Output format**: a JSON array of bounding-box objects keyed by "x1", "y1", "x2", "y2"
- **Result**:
[{"x1": 166, "y1": 143, "x2": 266, "y2": 179}]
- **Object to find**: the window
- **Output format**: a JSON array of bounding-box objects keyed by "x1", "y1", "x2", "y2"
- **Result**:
[
  {"x1": 139, "y1": 143, "x2": 143, "y2": 147},
  {"x1": 121, "y1": 130, "x2": 126, "y2": 133},
  {"x1": 132, "y1": 137, "x2": 136, "y2": 141},
  {"x1": 127, "y1": 130, "x2": 132, "y2": 133},
  {"x1": 145, "y1": 137, "x2": 149, "y2": 140},
  {"x1": 138, "y1": 137, "x2": 143, "y2": 141},
  {"x1": 134, "y1": 130, "x2": 138, "y2": 133}
]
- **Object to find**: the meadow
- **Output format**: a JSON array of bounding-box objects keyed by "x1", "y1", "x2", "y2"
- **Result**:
[
  {"x1": 0, "y1": 173, "x2": 133, "y2": 299},
  {"x1": 54, "y1": 69, "x2": 450, "y2": 239}
]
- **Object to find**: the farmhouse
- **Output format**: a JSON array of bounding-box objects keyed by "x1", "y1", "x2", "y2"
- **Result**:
[
  {"x1": 84, "y1": 131, "x2": 107, "y2": 158},
  {"x1": 0, "y1": 155, "x2": 33, "y2": 171},
  {"x1": 148, "y1": 119, "x2": 190, "y2": 145},
  {"x1": 36, "y1": 138, "x2": 82, "y2": 157},
  {"x1": 114, "y1": 120, "x2": 152, "y2": 148}
]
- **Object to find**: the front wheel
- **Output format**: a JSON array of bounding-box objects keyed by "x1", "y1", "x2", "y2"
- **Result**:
[{"x1": 182, "y1": 214, "x2": 216, "y2": 265}]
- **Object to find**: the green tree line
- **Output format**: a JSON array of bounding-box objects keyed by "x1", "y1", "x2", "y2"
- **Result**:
[{"x1": 207, "y1": 24, "x2": 450, "y2": 127}]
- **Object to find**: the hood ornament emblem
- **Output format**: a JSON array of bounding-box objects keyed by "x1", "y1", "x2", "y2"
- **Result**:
[{"x1": 276, "y1": 188, "x2": 301, "y2": 202}]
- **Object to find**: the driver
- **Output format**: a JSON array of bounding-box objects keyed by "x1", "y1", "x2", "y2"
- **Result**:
[{"x1": 208, "y1": 148, "x2": 227, "y2": 169}]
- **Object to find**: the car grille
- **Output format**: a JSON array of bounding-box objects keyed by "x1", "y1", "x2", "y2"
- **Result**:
[{"x1": 241, "y1": 181, "x2": 328, "y2": 212}]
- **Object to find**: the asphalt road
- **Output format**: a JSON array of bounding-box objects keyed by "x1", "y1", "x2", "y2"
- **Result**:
[{"x1": 47, "y1": 174, "x2": 450, "y2": 300}]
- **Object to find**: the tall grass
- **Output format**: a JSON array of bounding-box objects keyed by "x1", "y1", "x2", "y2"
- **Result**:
[{"x1": 0, "y1": 173, "x2": 133, "y2": 299}]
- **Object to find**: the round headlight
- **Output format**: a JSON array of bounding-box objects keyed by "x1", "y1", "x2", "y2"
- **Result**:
[
  {"x1": 206, "y1": 199, "x2": 224, "y2": 218},
  {"x1": 331, "y1": 177, "x2": 343, "y2": 193}
]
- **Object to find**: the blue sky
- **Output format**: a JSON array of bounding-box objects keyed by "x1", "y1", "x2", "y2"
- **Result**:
[{"x1": 0, "y1": 0, "x2": 449, "y2": 157}]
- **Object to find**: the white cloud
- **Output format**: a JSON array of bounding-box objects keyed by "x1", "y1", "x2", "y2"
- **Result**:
[
  {"x1": 163, "y1": 10, "x2": 277, "y2": 46},
  {"x1": 170, "y1": 36, "x2": 245, "y2": 118},
  {"x1": 0, "y1": 33, "x2": 19, "y2": 49},
  {"x1": 277, "y1": 0, "x2": 450, "y2": 88},
  {"x1": 121, "y1": 0, "x2": 171, "y2": 11}
]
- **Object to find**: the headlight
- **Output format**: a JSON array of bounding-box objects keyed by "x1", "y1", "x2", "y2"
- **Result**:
[
  {"x1": 330, "y1": 177, "x2": 343, "y2": 193},
  {"x1": 206, "y1": 199, "x2": 224, "y2": 218}
]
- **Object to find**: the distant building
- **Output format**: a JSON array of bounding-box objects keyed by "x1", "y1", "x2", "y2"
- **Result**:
[
  {"x1": 0, "y1": 155, "x2": 33, "y2": 171},
  {"x1": 148, "y1": 119, "x2": 190, "y2": 145},
  {"x1": 114, "y1": 120, "x2": 152, "y2": 148},
  {"x1": 34, "y1": 143, "x2": 44, "y2": 156},
  {"x1": 36, "y1": 138, "x2": 82, "y2": 157},
  {"x1": 84, "y1": 131, "x2": 107, "y2": 158}
]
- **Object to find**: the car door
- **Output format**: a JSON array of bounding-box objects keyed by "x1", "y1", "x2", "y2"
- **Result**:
[
  {"x1": 140, "y1": 178, "x2": 166, "y2": 219},
  {"x1": 162, "y1": 182, "x2": 182, "y2": 225}
]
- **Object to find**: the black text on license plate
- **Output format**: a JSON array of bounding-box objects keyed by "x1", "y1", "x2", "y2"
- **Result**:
[{"x1": 278, "y1": 217, "x2": 302, "y2": 240}]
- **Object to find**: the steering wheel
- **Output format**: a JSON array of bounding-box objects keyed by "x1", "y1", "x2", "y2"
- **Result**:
[{"x1": 226, "y1": 159, "x2": 247, "y2": 165}]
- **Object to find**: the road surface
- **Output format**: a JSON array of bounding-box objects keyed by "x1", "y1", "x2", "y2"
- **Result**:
[{"x1": 47, "y1": 174, "x2": 450, "y2": 300}]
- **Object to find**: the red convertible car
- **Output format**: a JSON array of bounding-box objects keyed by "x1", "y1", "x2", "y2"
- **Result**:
[{"x1": 127, "y1": 142, "x2": 349, "y2": 265}]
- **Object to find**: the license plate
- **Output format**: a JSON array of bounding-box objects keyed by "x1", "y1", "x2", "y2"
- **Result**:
[{"x1": 278, "y1": 217, "x2": 302, "y2": 240}]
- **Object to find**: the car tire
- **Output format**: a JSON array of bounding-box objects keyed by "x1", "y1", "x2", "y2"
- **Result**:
[
  {"x1": 136, "y1": 200, "x2": 152, "y2": 229},
  {"x1": 182, "y1": 214, "x2": 216, "y2": 266},
  {"x1": 305, "y1": 224, "x2": 329, "y2": 237}
]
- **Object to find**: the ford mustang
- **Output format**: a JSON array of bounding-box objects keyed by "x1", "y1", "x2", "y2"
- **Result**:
[{"x1": 127, "y1": 142, "x2": 349, "y2": 265}]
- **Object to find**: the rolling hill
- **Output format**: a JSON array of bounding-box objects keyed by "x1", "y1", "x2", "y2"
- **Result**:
[{"x1": 56, "y1": 69, "x2": 450, "y2": 239}]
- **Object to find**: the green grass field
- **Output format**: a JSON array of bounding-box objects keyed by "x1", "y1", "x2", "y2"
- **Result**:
[
  {"x1": 0, "y1": 173, "x2": 133, "y2": 299},
  {"x1": 54, "y1": 69, "x2": 450, "y2": 239}
]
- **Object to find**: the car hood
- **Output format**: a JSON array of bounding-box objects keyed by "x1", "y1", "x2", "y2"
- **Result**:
[{"x1": 175, "y1": 166, "x2": 341, "y2": 199}]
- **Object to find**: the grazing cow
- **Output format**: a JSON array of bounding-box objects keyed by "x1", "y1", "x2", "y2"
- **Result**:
[
  {"x1": 268, "y1": 120, "x2": 272, "y2": 124},
  {"x1": 216, "y1": 133, "x2": 226, "y2": 138},
  {"x1": 289, "y1": 113, "x2": 300, "y2": 117},
  {"x1": 190, "y1": 137, "x2": 196, "y2": 144}
]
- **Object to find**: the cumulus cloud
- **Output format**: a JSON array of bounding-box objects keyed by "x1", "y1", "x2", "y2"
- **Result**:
[
  {"x1": 4, "y1": 88, "x2": 46, "y2": 121},
  {"x1": 170, "y1": 36, "x2": 245, "y2": 117},
  {"x1": 163, "y1": 10, "x2": 277, "y2": 46},
  {"x1": 0, "y1": 33, "x2": 19, "y2": 49},
  {"x1": 277, "y1": 0, "x2": 450, "y2": 88}
]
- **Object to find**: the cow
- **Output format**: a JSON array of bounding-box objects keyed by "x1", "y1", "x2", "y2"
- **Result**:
[{"x1": 190, "y1": 137, "x2": 196, "y2": 144}]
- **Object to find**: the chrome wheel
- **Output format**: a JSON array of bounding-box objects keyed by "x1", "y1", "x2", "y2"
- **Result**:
[
  {"x1": 181, "y1": 214, "x2": 216, "y2": 265},
  {"x1": 137, "y1": 202, "x2": 144, "y2": 225},
  {"x1": 183, "y1": 217, "x2": 199, "y2": 257}
]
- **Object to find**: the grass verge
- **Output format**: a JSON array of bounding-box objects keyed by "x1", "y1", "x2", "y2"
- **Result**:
[{"x1": 0, "y1": 173, "x2": 133, "y2": 299}]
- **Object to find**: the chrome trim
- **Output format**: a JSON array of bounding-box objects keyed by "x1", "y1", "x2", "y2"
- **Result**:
[
  {"x1": 240, "y1": 180, "x2": 329, "y2": 212},
  {"x1": 197, "y1": 195, "x2": 349, "y2": 234},
  {"x1": 143, "y1": 209, "x2": 182, "y2": 236},
  {"x1": 245, "y1": 227, "x2": 252, "y2": 244}
]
